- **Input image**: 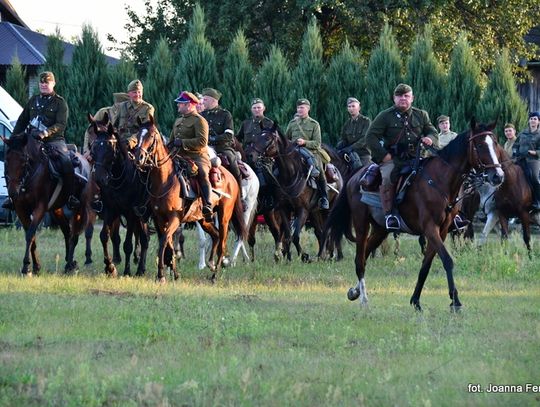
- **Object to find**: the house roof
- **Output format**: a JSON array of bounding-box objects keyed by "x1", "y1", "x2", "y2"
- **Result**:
[
  {"x1": 0, "y1": 21, "x2": 118, "y2": 66},
  {"x1": 0, "y1": 0, "x2": 29, "y2": 28}
]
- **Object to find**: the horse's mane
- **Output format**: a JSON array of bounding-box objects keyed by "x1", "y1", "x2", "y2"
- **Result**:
[
  {"x1": 6, "y1": 134, "x2": 27, "y2": 151},
  {"x1": 437, "y1": 130, "x2": 469, "y2": 162}
]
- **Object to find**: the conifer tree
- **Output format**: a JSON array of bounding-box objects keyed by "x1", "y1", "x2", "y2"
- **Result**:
[
  {"x1": 291, "y1": 19, "x2": 325, "y2": 126},
  {"x1": 443, "y1": 32, "x2": 484, "y2": 133},
  {"x1": 323, "y1": 41, "x2": 366, "y2": 144},
  {"x1": 107, "y1": 58, "x2": 138, "y2": 97},
  {"x1": 478, "y1": 48, "x2": 528, "y2": 142},
  {"x1": 5, "y1": 56, "x2": 28, "y2": 106},
  {"x1": 175, "y1": 3, "x2": 218, "y2": 93},
  {"x1": 65, "y1": 24, "x2": 109, "y2": 146},
  {"x1": 221, "y1": 30, "x2": 254, "y2": 129},
  {"x1": 144, "y1": 37, "x2": 177, "y2": 135},
  {"x1": 405, "y1": 25, "x2": 445, "y2": 122},
  {"x1": 42, "y1": 29, "x2": 67, "y2": 96},
  {"x1": 365, "y1": 23, "x2": 402, "y2": 119},
  {"x1": 254, "y1": 45, "x2": 293, "y2": 127}
]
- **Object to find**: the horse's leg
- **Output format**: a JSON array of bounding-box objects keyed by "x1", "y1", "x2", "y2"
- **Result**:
[
  {"x1": 111, "y1": 218, "x2": 122, "y2": 264},
  {"x1": 198, "y1": 220, "x2": 219, "y2": 280},
  {"x1": 291, "y1": 210, "x2": 309, "y2": 261},
  {"x1": 499, "y1": 215, "x2": 509, "y2": 241},
  {"x1": 347, "y1": 217, "x2": 372, "y2": 305},
  {"x1": 478, "y1": 210, "x2": 498, "y2": 245},
  {"x1": 518, "y1": 213, "x2": 532, "y2": 257},
  {"x1": 264, "y1": 210, "x2": 284, "y2": 262},
  {"x1": 65, "y1": 207, "x2": 88, "y2": 274},
  {"x1": 16, "y1": 211, "x2": 41, "y2": 276},
  {"x1": 157, "y1": 216, "x2": 180, "y2": 283},
  {"x1": 99, "y1": 216, "x2": 117, "y2": 277},
  {"x1": 135, "y1": 221, "x2": 149, "y2": 276},
  {"x1": 173, "y1": 226, "x2": 185, "y2": 260},
  {"x1": 122, "y1": 219, "x2": 135, "y2": 277},
  {"x1": 196, "y1": 222, "x2": 208, "y2": 271},
  {"x1": 84, "y1": 217, "x2": 94, "y2": 265},
  {"x1": 247, "y1": 218, "x2": 257, "y2": 262}
]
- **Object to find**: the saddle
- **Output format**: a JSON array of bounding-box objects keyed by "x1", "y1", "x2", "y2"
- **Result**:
[{"x1": 217, "y1": 152, "x2": 251, "y2": 180}]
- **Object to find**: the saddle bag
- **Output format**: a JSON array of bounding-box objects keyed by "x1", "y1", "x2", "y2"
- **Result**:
[
  {"x1": 325, "y1": 163, "x2": 339, "y2": 183},
  {"x1": 217, "y1": 153, "x2": 230, "y2": 167},
  {"x1": 209, "y1": 167, "x2": 223, "y2": 187},
  {"x1": 359, "y1": 163, "x2": 381, "y2": 190}
]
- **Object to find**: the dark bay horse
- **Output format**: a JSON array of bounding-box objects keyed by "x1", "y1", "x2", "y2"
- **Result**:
[
  {"x1": 133, "y1": 116, "x2": 246, "y2": 282},
  {"x1": 89, "y1": 115, "x2": 150, "y2": 277},
  {"x1": 247, "y1": 124, "x2": 343, "y2": 262},
  {"x1": 324, "y1": 121, "x2": 505, "y2": 311},
  {"x1": 3, "y1": 132, "x2": 92, "y2": 275}
]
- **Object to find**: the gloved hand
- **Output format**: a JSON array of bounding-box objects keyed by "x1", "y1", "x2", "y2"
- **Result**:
[{"x1": 173, "y1": 138, "x2": 183, "y2": 147}]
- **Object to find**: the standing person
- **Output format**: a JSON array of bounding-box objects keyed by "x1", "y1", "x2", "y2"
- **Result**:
[
  {"x1": 366, "y1": 83, "x2": 437, "y2": 230},
  {"x1": 113, "y1": 79, "x2": 155, "y2": 149},
  {"x1": 285, "y1": 98, "x2": 330, "y2": 209},
  {"x1": 503, "y1": 123, "x2": 517, "y2": 156},
  {"x1": 168, "y1": 91, "x2": 213, "y2": 221},
  {"x1": 436, "y1": 115, "x2": 458, "y2": 149},
  {"x1": 237, "y1": 98, "x2": 274, "y2": 148},
  {"x1": 2, "y1": 71, "x2": 81, "y2": 210},
  {"x1": 337, "y1": 97, "x2": 372, "y2": 170},
  {"x1": 513, "y1": 111, "x2": 540, "y2": 210}
]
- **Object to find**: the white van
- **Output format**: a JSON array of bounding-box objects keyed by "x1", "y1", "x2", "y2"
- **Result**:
[{"x1": 0, "y1": 85, "x2": 23, "y2": 223}]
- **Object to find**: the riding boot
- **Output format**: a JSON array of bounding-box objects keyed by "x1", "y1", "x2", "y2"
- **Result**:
[
  {"x1": 317, "y1": 173, "x2": 329, "y2": 210},
  {"x1": 380, "y1": 184, "x2": 399, "y2": 230},
  {"x1": 200, "y1": 182, "x2": 213, "y2": 222},
  {"x1": 61, "y1": 162, "x2": 80, "y2": 210},
  {"x1": 298, "y1": 147, "x2": 320, "y2": 177},
  {"x1": 531, "y1": 182, "x2": 540, "y2": 210},
  {"x1": 1, "y1": 197, "x2": 14, "y2": 210}
]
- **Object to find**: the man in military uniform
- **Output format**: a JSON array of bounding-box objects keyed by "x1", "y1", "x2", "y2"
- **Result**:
[
  {"x1": 168, "y1": 91, "x2": 213, "y2": 221},
  {"x1": 337, "y1": 97, "x2": 372, "y2": 170},
  {"x1": 366, "y1": 84, "x2": 437, "y2": 230},
  {"x1": 113, "y1": 79, "x2": 155, "y2": 149},
  {"x1": 200, "y1": 88, "x2": 244, "y2": 202},
  {"x1": 237, "y1": 98, "x2": 274, "y2": 148},
  {"x1": 436, "y1": 115, "x2": 458, "y2": 149},
  {"x1": 2, "y1": 71, "x2": 81, "y2": 210},
  {"x1": 285, "y1": 98, "x2": 330, "y2": 209}
]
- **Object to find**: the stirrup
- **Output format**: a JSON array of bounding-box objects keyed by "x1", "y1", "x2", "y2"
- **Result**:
[
  {"x1": 1, "y1": 198, "x2": 14, "y2": 210},
  {"x1": 67, "y1": 195, "x2": 80, "y2": 210},
  {"x1": 319, "y1": 197, "x2": 329, "y2": 210},
  {"x1": 385, "y1": 214, "x2": 400, "y2": 230},
  {"x1": 202, "y1": 205, "x2": 213, "y2": 221},
  {"x1": 453, "y1": 214, "x2": 470, "y2": 230},
  {"x1": 90, "y1": 199, "x2": 103, "y2": 213}
]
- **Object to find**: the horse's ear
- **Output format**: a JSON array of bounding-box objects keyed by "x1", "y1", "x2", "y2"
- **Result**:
[
  {"x1": 271, "y1": 121, "x2": 279, "y2": 132},
  {"x1": 470, "y1": 117, "x2": 477, "y2": 131},
  {"x1": 88, "y1": 113, "x2": 95, "y2": 123},
  {"x1": 488, "y1": 117, "x2": 498, "y2": 132},
  {"x1": 107, "y1": 122, "x2": 115, "y2": 135},
  {"x1": 149, "y1": 114, "x2": 155, "y2": 125},
  {"x1": 103, "y1": 111, "x2": 109, "y2": 123}
]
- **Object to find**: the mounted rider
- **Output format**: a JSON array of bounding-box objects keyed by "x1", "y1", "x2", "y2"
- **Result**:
[
  {"x1": 285, "y1": 98, "x2": 330, "y2": 210},
  {"x1": 168, "y1": 91, "x2": 213, "y2": 221},
  {"x1": 366, "y1": 83, "x2": 437, "y2": 230},
  {"x1": 2, "y1": 71, "x2": 81, "y2": 210},
  {"x1": 337, "y1": 97, "x2": 372, "y2": 171}
]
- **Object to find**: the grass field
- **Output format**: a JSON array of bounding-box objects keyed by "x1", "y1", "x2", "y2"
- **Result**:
[{"x1": 0, "y1": 225, "x2": 539, "y2": 406}]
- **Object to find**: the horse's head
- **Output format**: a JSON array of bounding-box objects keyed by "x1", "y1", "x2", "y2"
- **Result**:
[
  {"x1": 133, "y1": 115, "x2": 161, "y2": 169},
  {"x1": 246, "y1": 123, "x2": 280, "y2": 166},
  {"x1": 90, "y1": 117, "x2": 118, "y2": 186},
  {"x1": 3, "y1": 133, "x2": 29, "y2": 198},
  {"x1": 468, "y1": 119, "x2": 504, "y2": 187}
]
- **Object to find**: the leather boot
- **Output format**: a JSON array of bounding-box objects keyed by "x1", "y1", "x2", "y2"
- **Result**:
[
  {"x1": 200, "y1": 182, "x2": 213, "y2": 222},
  {"x1": 531, "y1": 182, "x2": 540, "y2": 210},
  {"x1": 317, "y1": 173, "x2": 329, "y2": 209},
  {"x1": 380, "y1": 183, "x2": 399, "y2": 230}
]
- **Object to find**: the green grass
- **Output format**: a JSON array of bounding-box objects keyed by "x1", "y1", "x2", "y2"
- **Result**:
[{"x1": 0, "y1": 225, "x2": 539, "y2": 406}]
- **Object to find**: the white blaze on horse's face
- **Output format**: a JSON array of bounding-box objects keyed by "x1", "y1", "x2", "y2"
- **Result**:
[
  {"x1": 138, "y1": 128, "x2": 148, "y2": 149},
  {"x1": 484, "y1": 135, "x2": 505, "y2": 179}
]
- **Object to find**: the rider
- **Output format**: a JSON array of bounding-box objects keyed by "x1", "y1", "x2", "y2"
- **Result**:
[
  {"x1": 337, "y1": 97, "x2": 372, "y2": 170},
  {"x1": 2, "y1": 71, "x2": 81, "y2": 210},
  {"x1": 168, "y1": 91, "x2": 213, "y2": 221},
  {"x1": 513, "y1": 111, "x2": 540, "y2": 210},
  {"x1": 366, "y1": 83, "x2": 438, "y2": 230},
  {"x1": 285, "y1": 98, "x2": 330, "y2": 210}
]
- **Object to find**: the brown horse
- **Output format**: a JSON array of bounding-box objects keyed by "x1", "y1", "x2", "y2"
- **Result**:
[
  {"x1": 132, "y1": 116, "x2": 246, "y2": 282},
  {"x1": 324, "y1": 121, "x2": 505, "y2": 311},
  {"x1": 3, "y1": 132, "x2": 92, "y2": 275}
]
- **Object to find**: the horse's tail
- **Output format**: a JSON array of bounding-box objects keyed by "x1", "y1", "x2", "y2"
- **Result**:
[
  {"x1": 323, "y1": 185, "x2": 354, "y2": 249},
  {"x1": 231, "y1": 189, "x2": 248, "y2": 242}
]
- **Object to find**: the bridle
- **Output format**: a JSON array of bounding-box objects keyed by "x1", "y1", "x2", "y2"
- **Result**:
[
  {"x1": 134, "y1": 126, "x2": 172, "y2": 169},
  {"x1": 468, "y1": 130, "x2": 502, "y2": 172}
]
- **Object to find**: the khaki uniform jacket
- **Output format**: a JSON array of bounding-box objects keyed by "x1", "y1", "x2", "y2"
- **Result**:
[
  {"x1": 200, "y1": 107, "x2": 234, "y2": 150},
  {"x1": 113, "y1": 100, "x2": 155, "y2": 141},
  {"x1": 366, "y1": 106, "x2": 437, "y2": 164},
  {"x1": 13, "y1": 93, "x2": 68, "y2": 142},
  {"x1": 237, "y1": 116, "x2": 274, "y2": 146},
  {"x1": 285, "y1": 116, "x2": 330, "y2": 164},
  {"x1": 437, "y1": 130, "x2": 458, "y2": 149},
  {"x1": 169, "y1": 111, "x2": 210, "y2": 171},
  {"x1": 503, "y1": 138, "x2": 516, "y2": 157},
  {"x1": 339, "y1": 114, "x2": 371, "y2": 156}
]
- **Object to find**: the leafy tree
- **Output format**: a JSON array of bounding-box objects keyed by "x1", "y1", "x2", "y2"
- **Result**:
[
  {"x1": 175, "y1": 3, "x2": 218, "y2": 93},
  {"x1": 5, "y1": 56, "x2": 27, "y2": 106},
  {"x1": 291, "y1": 19, "x2": 325, "y2": 124},
  {"x1": 42, "y1": 29, "x2": 68, "y2": 97},
  {"x1": 405, "y1": 25, "x2": 446, "y2": 122},
  {"x1": 443, "y1": 33, "x2": 484, "y2": 133},
  {"x1": 144, "y1": 38, "x2": 177, "y2": 136},
  {"x1": 253, "y1": 45, "x2": 293, "y2": 127},
  {"x1": 107, "y1": 58, "x2": 138, "y2": 97},
  {"x1": 365, "y1": 23, "x2": 402, "y2": 119},
  {"x1": 478, "y1": 48, "x2": 528, "y2": 142},
  {"x1": 65, "y1": 24, "x2": 109, "y2": 146},
  {"x1": 323, "y1": 41, "x2": 366, "y2": 144},
  {"x1": 221, "y1": 30, "x2": 254, "y2": 129}
]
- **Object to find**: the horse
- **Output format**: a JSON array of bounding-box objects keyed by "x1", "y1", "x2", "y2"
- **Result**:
[
  {"x1": 477, "y1": 145, "x2": 540, "y2": 254},
  {"x1": 3, "y1": 132, "x2": 92, "y2": 275},
  {"x1": 132, "y1": 116, "x2": 246, "y2": 282},
  {"x1": 247, "y1": 123, "x2": 343, "y2": 262},
  {"x1": 88, "y1": 114, "x2": 150, "y2": 277},
  {"x1": 324, "y1": 120, "x2": 505, "y2": 311}
]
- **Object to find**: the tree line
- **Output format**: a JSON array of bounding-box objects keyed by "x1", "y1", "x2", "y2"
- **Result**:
[{"x1": 5, "y1": 4, "x2": 530, "y2": 149}]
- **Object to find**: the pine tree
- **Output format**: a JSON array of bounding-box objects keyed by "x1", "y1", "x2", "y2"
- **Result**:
[
  {"x1": 5, "y1": 56, "x2": 28, "y2": 106},
  {"x1": 42, "y1": 28, "x2": 67, "y2": 96},
  {"x1": 221, "y1": 29, "x2": 254, "y2": 129},
  {"x1": 175, "y1": 3, "x2": 218, "y2": 92},
  {"x1": 405, "y1": 25, "x2": 446, "y2": 122},
  {"x1": 144, "y1": 37, "x2": 177, "y2": 136},
  {"x1": 478, "y1": 48, "x2": 528, "y2": 142},
  {"x1": 323, "y1": 41, "x2": 366, "y2": 144},
  {"x1": 254, "y1": 45, "x2": 293, "y2": 127},
  {"x1": 365, "y1": 23, "x2": 403, "y2": 119},
  {"x1": 107, "y1": 58, "x2": 138, "y2": 97},
  {"x1": 443, "y1": 32, "x2": 484, "y2": 133},
  {"x1": 291, "y1": 19, "x2": 325, "y2": 127},
  {"x1": 65, "y1": 24, "x2": 110, "y2": 146}
]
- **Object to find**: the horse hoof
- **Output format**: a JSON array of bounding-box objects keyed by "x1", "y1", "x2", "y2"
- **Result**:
[
  {"x1": 411, "y1": 302, "x2": 423, "y2": 312},
  {"x1": 450, "y1": 304, "x2": 462, "y2": 313},
  {"x1": 222, "y1": 257, "x2": 230, "y2": 268},
  {"x1": 347, "y1": 287, "x2": 360, "y2": 301},
  {"x1": 84, "y1": 259, "x2": 93, "y2": 265},
  {"x1": 21, "y1": 272, "x2": 33, "y2": 278},
  {"x1": 157, "y1": 277, "x2": 167, "y2": 284},
  {"x1": 301, "y1": 253, "x2": 310, "y2": 263}
]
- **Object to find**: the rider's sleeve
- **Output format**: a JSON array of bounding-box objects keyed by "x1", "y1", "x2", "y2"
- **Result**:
[
  {"x1": 46, "y1": 98, "x2": 68, "y2": 137},
  {"x1": 304, "y1": 121, "x2": 321, "y2": 150},
  {"x1": 182, "y1": 117, "x2": 209, "y2": 151}
]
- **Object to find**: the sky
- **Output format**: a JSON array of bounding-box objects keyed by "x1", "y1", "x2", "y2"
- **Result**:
[{"x1": 9, "y1": 0, "x2": 152, "y2": 58}]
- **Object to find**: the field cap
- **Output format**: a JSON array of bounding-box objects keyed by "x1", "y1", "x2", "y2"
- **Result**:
[
  {"x1": 347, "y1": 97, "x2": 360, "y2": 105},
  {"x1": 127, "y1": 79, "x2": 143, "y2": 92},
  {"x1": 528, "y1": 111, "x2": 540, "y2": 119},
  {"x1": 437, "y1": 115, "x2": 450, "y2": 123},
  {"x1": 296, "y1": 98, "x2": 310, "y2": 107},
  {"x1": 202, "y1": 87, "x2": 222, "y2": 100},
  {"x1": 251, "y1": 98, "x2": 264, "y2": 106}
]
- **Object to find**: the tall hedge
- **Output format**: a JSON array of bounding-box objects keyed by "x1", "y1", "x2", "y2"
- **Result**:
[
  {"x1": 42, "y1": 29, "x2": 68, "y2": 97},
  {"x1": 5, "y1": 56, "x2": 27, "y2": 106}
]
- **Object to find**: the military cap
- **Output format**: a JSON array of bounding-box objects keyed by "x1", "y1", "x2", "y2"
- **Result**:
[
  {"x1": 393, "y1": 83, "x2": 413, "y2": 95},
  {"x1": 437, "y1": 115, "x2": 450, "y2": 123},
  {"x1": 113, "y1": 92, "x2": 130, "y2": 104},
  {"x1": 202, "y1": 87, "x2": 222, "y2": 100},
  {"x1": 251, "y1": 98, "x2": 264, "y2": 106},
  {"x1": 528, "y1": 111, "x2": 540, "y2": 119},
  {"x1": 127, "y1": 79, "x2": 143, "y2": 92},
  {"x1": 174, "y1": 91, "x2": 199, "y2": 104},
  {"x1": 39, "y1": 71, "x2": 55, "y2": 83},
  {"x1": 296, "y1": 98, "x2": 311, "y2": 106},
  {"x1": 347, "y1": 97, "x2": 360, "y2": 105}
]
